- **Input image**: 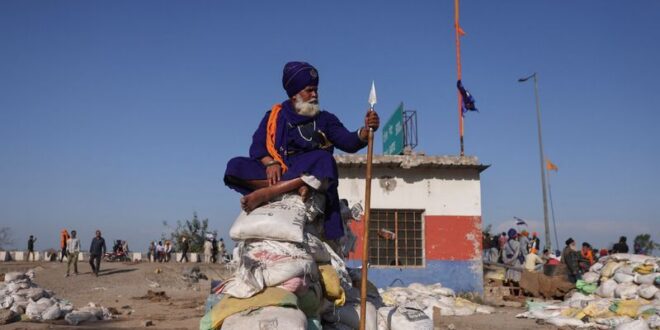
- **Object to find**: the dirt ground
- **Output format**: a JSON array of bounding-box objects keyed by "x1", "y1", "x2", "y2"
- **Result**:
[{"x1": 1, "y1": 261, "x2": 562, "y2": 329}]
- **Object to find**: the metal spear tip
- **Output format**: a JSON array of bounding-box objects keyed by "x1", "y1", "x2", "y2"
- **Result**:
[{"x1": 368, "y1": 81, "x2": 377, "y2": 108}]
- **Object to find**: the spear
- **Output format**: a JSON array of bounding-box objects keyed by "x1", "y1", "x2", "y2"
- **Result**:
[{"x1": 359, "y1": 81, "x2": 376, "y2": 330}]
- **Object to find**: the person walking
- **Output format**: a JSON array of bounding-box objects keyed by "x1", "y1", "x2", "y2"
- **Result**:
[
  {"x1": 65, "y1": 230, "x2": 80, "y2": 277},
  {"x1": 164, "y1": 241, "x2": 172, "y2": 262},
  {"x1": 147, "y1": 241, "x2": 156, "y2": 262},
  {"x1": 60, "y1": 229, "x2": 70, "y2": 262},
  {"x1": 179, "y1": 237, "x2": 189, "y2": 262},
  {"x1": 217, "y1": 238, "x2": 226, "y2": 263},
  {"x1": 211, "y1": 237, "x2": 218, "y2": 263},
  {"x1": 27, "y1": 235, "x2": 37, "y2": 261},
  {"x1": 502, "y1": 229, "x2": 523, "y2": 284},
  {"x1": 203, "y1": 239, "x2": 212, "y2": 263},
  {"x1": 156, "y1": 241, "x2": 164, "y2": 262},
  {"x1": 89, "y1": 230, "x2": 106, "y2": 276}
]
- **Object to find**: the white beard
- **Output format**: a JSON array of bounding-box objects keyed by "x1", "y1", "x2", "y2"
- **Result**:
[{"x1": 294, "y1": 97, "x2": 320, "y2": 117}]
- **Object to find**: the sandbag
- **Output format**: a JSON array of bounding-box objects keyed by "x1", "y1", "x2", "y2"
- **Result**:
[
  {"x1": 319, "y1": 264, "x2": 345, "y2": 307},
  {"x1": 615, "y1": 282, "x2": 639, "y2": 299},
  {"x1": 614, "y1": 272, "x2": 635, "y2": 284},
  {"x1": 378, "y1": 305, "x2": 432, "y2": 330},
  {"x1": 616, "y1": 265, "x2": 636, "y2": 275},
  {"x1": 601, "y1": 262, "x2": 624, "y2": 278},
  {"x1": 4, "y1": 272, "x2": 27, "y2": 282},
  {"x1": 229, "y1": 194, "x2": 309, "y2": 243},
  {"x1": 545, "y1": 316, "x2": 586, "y2": 327},
  {"x1": 594, "y1": 316, "x2": 633, "y2": 328},
  {"x1": 303, "y1": 232, "x2": 331, "y2": 263},
  {"x1": 431, "y1": 287, "x2": 455, "y2": 297},
  {"x1": 615, "y1": 319, "x2": 650, "y2": 330},
  {"x1": 633, "y1": 273, "x2": 658, "y2": 285},
  {"x1": 637, "y1": 284, "x2": 658, "y2": 300},
  {"x1": 590, "y1": 262, "x2": 604, "y2": 273},
  {"x1": 65, "y1": 311, "x2": 97, "y2": 325},
  {"x1": 41, "y1": 304, "x2": 62, "y2": 320},
  {"x1": 582, "y1": 271, "x2": 599, "y2": 283},
  {"x1": 221, "y1": 306, "x2": 307, "y2": 330},
  {"x1": 596, "y1": 279, "x2": 617, "y2": 298},
  {"x1": 26, "y1": 299, "x2": 53, "y2": 320}
]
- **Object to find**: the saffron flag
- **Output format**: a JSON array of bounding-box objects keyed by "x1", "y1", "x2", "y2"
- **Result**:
[
  {"x1": 457, "y1": 80, "x2": 478, "y2": 116},
  {"x1": 546, "y1": 159, "x2": 559, "y2": 172},
  {"x1": 457, "y1": 24, "x2": 466, "y2": 37}
]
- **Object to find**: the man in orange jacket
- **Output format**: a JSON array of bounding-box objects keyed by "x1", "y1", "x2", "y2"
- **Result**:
[{"x1": 60, "y1": 229, "x2": 70, "y2": 262}]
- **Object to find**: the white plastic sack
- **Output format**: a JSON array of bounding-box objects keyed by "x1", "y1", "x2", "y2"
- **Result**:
[
  {"x1": 229, "y1": 194, "x2": 309, "y2": 243},
  {"x1": 594, "y1": 316, "x2": 633, "y2": 327},
  {"x1": 596, "y1": 279, "x2": 617, "y2": 298},
  {"x1": 637, "y1": 284, "x2": 659, "y2": 300},
  {"x1": 1, "y1": 296, "x2": 13, "y2": 309},
  {"x1": 476, "y1": 305, "x2": 496, "y2": 314},
  {"x1": 432, "y1": 287, "x2": 455, "y2": 297},
  {"x1": 634, "y1": 273, "x2": 658, "y2": 285},
  {"x1": 614, "y1": 282, "x2": 638, "y2": 299},
  {"x1": 616, "y1": 265, "x2": 636, "y2": 275},
  {"x1": 378, "y1": 306, "x2": 433, "y2": 330},
  {"x1": 41, "y1": 304, "x2": 62, "y2": 320},
  {"x1": 4, "y1": 272, "x2": 27, "y2": 282},
  {"x1": 221, "y1": 306, "x2": 307, "y2": 330},
  {"x1": 614, "y1": 272, "x2": 635, "y2": 284},
  {"x1": 590, "y1": 262, "x2": 604, "y2": 273},
  {"x1": 582, "y1": 272, "x2": 599, "y2": 283},
  {"x1": 65, "y1": 311, "x2": 97, "y2": 325},
  {"x1": 26, "y1": 299, "x2": 51, "y2": 320},
  {"x1": 615, "y1": 319, "x2": 650, "y2": 330},
  {"x1": 303, "y1": 232, "x2": 331, "y2": 263},
  {"x1": 546, "y1": 316, "x2": 586, "y2": 327}
]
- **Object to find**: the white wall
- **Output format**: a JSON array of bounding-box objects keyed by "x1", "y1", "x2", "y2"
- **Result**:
[{"x1": 337, "y1": 167, "x2": 482, "y2": 216}]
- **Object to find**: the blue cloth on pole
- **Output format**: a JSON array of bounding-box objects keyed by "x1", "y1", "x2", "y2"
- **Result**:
[{"x1": 457, "y1": 80, "x2": 478, "y2": 115}]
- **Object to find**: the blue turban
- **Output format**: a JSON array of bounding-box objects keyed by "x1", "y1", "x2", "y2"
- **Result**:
[
  {"x1": 507, "y1": 228, "x2": 517, "y2": 239},
  {"x1": 282, "y1": 61, "x2": 319, "y2": 97}
]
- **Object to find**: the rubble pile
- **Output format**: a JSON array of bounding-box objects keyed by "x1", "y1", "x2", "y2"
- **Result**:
[
  {"x1": 0, "y1": 270, "x2": 113, "y2": 325},
  {"x1": 516, "y1": 253, "x2": 660, "y2": 329}
]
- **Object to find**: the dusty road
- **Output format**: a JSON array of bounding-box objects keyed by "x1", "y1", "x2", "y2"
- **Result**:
[{"x1": 1, "y1": 261, "x2": 559, "y2": 329}]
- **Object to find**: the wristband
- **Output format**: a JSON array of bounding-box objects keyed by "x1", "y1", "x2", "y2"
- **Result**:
[{"x1": 265, "y1": 160, "x2": 281, "y2": 167}]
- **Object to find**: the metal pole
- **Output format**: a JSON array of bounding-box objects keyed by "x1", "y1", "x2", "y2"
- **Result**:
[
  {"x1": 547, "y1": 170, "x2": 560, "y2": 251},
  {"x1": 532, "y1": 74, "x2": 551, "y2": 251},
  {"x1": 454, "y1": 0, "x2": 464, "y2": 156}
]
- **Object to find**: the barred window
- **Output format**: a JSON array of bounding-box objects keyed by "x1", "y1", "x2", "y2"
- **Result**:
[{"x1": 368, "y1": 209, "x2": 424, "y2": 267}]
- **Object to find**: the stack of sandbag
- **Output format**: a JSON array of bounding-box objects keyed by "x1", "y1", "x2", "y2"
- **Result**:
[
  {"x1": 377, "y1": 282, "x2": 495, "y2": 329},
  {"x1": 201, "y1": 193, "x2": 381, "y2": 330},
  {"x1": 0, "y1": 270, "x2": 113, "y2": 325},
  {"x1": 516, "y1": 253, "x2": 659, "y2": 329}
]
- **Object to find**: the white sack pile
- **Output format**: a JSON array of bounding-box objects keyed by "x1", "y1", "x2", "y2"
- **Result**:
[
  {"x1": 378, "y1": 282, "x2": 495, "y2": 328},
  {"x1": 203, "y1": 193, "x2": 389, "y2": 330},
  {"x1": 516, "y1": 253, "x2": 660, "y2": 329},
  {"x1": 1, "y1": 270, "x2": 113, "y2": 325}
]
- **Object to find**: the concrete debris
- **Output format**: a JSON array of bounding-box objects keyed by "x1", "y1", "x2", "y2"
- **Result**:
[{"x1": 0, "y1": 269, "x2": 113, "y2": 325}]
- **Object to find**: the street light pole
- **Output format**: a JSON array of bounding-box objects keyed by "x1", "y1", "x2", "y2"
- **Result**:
[{"x1": 519, "y1": 72, "x2": 551, "y2": 251}]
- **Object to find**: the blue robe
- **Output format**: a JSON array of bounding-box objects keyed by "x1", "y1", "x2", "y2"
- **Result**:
[{"x1": 224, "y1": 100, "x2": 366, "y2": 239}]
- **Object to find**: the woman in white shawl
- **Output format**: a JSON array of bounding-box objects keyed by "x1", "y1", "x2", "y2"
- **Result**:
[{"x1": 502, "y1": 228, "x2": 523, "y2": 283}]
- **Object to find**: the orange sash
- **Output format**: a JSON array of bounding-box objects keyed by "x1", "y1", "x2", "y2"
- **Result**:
[{"x1": 266, "y1": 104, "x2": 288, "y2": 173}]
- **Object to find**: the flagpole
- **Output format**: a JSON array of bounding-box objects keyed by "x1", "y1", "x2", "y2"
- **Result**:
[
  {"x1": 547, "y1": 170, "x2": 560, "y2": 251},
  {"x1": 454, "y1": 0, "x2": 464, "y2": 156},
  {"x1": 359, "y1": 83, "x2": 377, "y2": 330}
]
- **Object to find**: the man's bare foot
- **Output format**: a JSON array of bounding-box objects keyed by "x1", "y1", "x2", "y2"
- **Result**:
[
  {"x1": 240, "y1": 189, "x2": 273, "y2": 212},
  {"x1": 298, "y1": 185, "x2": 310, "y2": 203}
]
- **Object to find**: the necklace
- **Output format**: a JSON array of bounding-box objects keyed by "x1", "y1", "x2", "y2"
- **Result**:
[{"x1": 297, "y1": 121, "x2": 316, "y2": 142}]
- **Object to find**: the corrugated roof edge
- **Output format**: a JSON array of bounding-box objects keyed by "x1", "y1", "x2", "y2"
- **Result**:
[{"x1": 334, "y1": 154, "x2": 490, "y2": 172}]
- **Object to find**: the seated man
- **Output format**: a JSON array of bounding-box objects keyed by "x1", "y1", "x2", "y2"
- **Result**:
[{"x1": 224, "y1": 61, "x2": 379, "y2": 241}]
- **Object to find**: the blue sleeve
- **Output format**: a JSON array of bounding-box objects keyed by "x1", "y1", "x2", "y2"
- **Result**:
[
  {"x1": 323, "y1": 112, "x2": 367, "y2": 153},
  {"x1": 249, "y1": 112, "x2": 271, "y2": 159}
]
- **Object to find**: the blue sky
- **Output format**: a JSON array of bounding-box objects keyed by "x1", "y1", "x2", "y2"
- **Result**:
[{"x1": 1, "y1": 1, "x2": 658, "y2": 252}]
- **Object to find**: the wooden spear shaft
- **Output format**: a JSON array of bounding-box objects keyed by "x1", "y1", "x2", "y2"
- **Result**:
[{"x1": 359, "y1": 109, "x2": 375, "y2": 330}]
